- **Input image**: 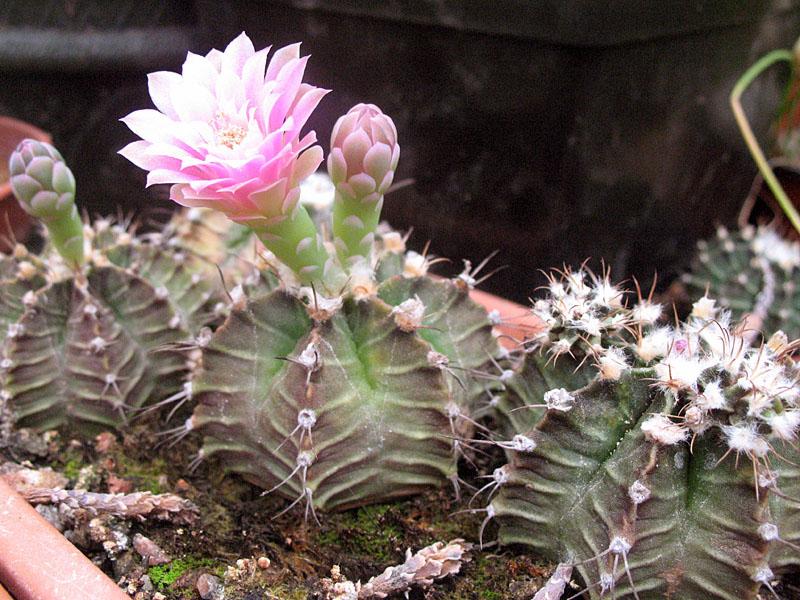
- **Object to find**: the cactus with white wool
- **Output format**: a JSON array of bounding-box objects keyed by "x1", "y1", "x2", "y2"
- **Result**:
[
  {"x1": 684, "y1": 225, "x2": 800, "y2": 339},
  {"x1": 119, "y1": 33, "x2": 503, "y2": 512},
  {"x1": 484, "y1": 267, "x2": 800, "y2": 599}
]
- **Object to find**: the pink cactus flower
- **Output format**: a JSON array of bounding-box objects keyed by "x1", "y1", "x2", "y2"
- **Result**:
[{"x1": 119, "y1": 32, "x2": 328, "y2": 228}]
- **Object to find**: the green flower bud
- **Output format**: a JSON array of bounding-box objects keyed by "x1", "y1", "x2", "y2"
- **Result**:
[{"x1": 9, "y1": 139, "x2": 84, "y2": 266}]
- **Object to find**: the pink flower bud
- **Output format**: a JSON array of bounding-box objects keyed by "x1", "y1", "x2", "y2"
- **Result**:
[{"x1": 327, "y1": 104, "x2": 399, "y2": 202}]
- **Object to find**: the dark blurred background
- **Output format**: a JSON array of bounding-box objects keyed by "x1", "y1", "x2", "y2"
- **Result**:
[{"x1": 1, "y1": 1, "x2": 799, "y2": 302}]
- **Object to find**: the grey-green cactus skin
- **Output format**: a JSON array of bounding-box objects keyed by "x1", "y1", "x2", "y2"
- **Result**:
[
  {"x1": 684, "y1": 226, "x2": 800, "y2": 338},
  {"x1": 495, "y1": 373, "x2": 774, "y2": 600},
  {"x1": 192, "y1": 265, "x2": 500, "y2": 512},
  {"x1": 489, "y1": 268, "x2": 800, "y2": 599},
  {"x1": 0, "y1": 218, "x2": 228, "y2": 435}
]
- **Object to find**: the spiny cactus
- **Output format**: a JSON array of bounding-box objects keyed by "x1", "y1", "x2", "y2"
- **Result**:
[
  {"x1": 186, "y1": 194, "x2": 502, "y2": 513},
  {"x1": 684, "y1": 225, "x2": 800, "y2": 339},
  {"x1": 0, "y1": 140, "x2": 227, "y2": 436},
  {"x1": 486, "y1": 267, "x2": 800, "y2": 599},
  {"x1": 117, "y1": 32, "x2": 508, "y2": 512}
]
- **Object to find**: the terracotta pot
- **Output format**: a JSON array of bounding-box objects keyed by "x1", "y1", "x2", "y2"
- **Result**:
[
  {"x1": 0, "y1": 289, "x2": 535, "y2": 599},
  {"x1": 0, "y1": 479, "x2": 128, "y2": 600},
  {"x1": 0, "y1": 116, "x2": 51, "y2": 252}
]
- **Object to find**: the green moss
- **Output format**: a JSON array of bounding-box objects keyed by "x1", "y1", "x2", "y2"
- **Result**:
[
  {"x1": 316, "y1": 503, "x2": 403, "y2": 562},
  {"x1": 61, "y1": 457, "x2": 83, "y2": 481},
  {"x1": 147, "y1": 556, "x2": 224, "y2": 590},
  {"x1": 113, "y1": 452, "x2": 168, "y2": 493},
  {"x1": 261, "y1": 585, "x2": 307, "y2": 600}
]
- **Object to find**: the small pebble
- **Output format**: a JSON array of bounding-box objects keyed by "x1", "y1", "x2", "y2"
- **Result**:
[
  {"x1": 107, "y1": 474, "x2": 133, "y2": 494},
  {"x1": 132, "y1": 533, "x2": 171, "y2": 566},
  {"x1": 196, "y1": 573, "x2": 222, "y2": 600},
  {"x1": 153, "y1": 593, "x2": 166, "y2": 600},
  {"x1": 257, "y1": 556, "x2": 270, "y2": 569},
  {"x1": 94, "y1": 431, "x2": 117, "y2": 454}
]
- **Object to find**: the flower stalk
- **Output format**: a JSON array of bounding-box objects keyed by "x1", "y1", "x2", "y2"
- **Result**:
[{"x1": 251, "y1": 205, "x2": 331, "y2": 283}]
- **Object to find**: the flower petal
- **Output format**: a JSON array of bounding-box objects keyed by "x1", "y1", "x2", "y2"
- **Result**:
[
  {"x1": 182, "y1": 52, "x2": 218, "y2": 90},
  {"x1": 265, "y1": 43, "x2": 300, "y2": 80},
  {"x1": 222, "y1": 32, "x2": 256, "y2": 76},
  {"x1": 147, "y1": 71, "x2": 183, "y2": 119}
]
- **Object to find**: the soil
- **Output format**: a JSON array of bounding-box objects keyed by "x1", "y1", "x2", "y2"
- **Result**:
[
  {"x1": 6, "y1": 420, "x2": 800, "y2": 599},
  {"x1": 1, "y1": 420, "x2": 558, "y2": 600}
]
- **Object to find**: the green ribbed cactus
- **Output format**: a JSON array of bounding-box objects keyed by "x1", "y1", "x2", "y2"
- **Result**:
[
  {"x1": 0, "y1": 140, "x2": 226, "y2": 435},
  {"x1": 487, "y1": 267, "x2": 800, "y2": 599},
  {"x1": 181, "y1": 106, "x2": 503, "y2": 514},
  {"x1": 684, "y1": 225, "x2": 800, "y2": 339}
]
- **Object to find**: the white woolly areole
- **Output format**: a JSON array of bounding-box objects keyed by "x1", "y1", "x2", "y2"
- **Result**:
[
  {"x1": 549, "y1": 338, "x2": 574, "y2": 357},
  {"x1": 691, "y1": 296, "x2": 717, "y2": 320},
  {"x1": 296, "y1": 451, "x2": 314, "y2": 467},
  {"x1": 492, "y1": 465, "x2": 510, "y2": 484},
  {"x1": 299, "y1": 171, "x2": 335, "y2": 212},
  {"x1": 575, "y1": 314, "x2": 602, "y2": 337},
  {"x1": 636, "y1": 327, "x2": 673, "y2": 362},
  {"x1": 758, "y1": 522, "x2": 779, "y2": 541},
  {"x1": 297, "y1": 408, "x2": 317, "y2": 428},
  {"x1": 766, "y1": 410, "x2": 800, "y2": 441},
  {"x1": 427, "y1": 350, "x2": 449, "y2": 368},
  {"x1": 723, "y1": 423, "x2": 769, "y2": 457},
  {"x1": 631, "y1": 301, "x2": 662, "y2": 324},
  {"x1": 299, "y1": 288, "x2": 343, "y2": 320},
  {"x1": 696, "y1": 380, "x2": 727, "y2": 411},
  {"x1": 591, "y1": 280, "x2": 623, "y2": 308},
  {"x1": 655, "y1": 355, "x2": 708, "y2": 391},
  {"x1": 392, "y1": 296, "x2": 426, "y2": 332},
  {"x1": 380, "y1": 231, "x2": 406, "y2": 254},
  {"x1": 752, "y1": 565, "x2": 774, "y2": 584},
  {"x1": 511, "y1": 434, "x2": 536, "y2": 452},
  {"x1": 403, "y1": 251, "x2": 428, "y2": 278},
  {"x1": 348, "y1": 259, "x2": 377, "y2": 299},
  {"x1": 641, "y1": 414, "x2": 688, "y2": 445},
  {"x1": 543, "y1": 388, "x2": 575, "y2": 412},
  {"x1": 598, "y1": 347, "x2": 628, "y2": 381},
  {"x1": 608, "y1": 536, "x2": 632, "y2": 555},
  {"x1": 628, "y1": 480, "x2": 651, "y2": 504},
  {"x1": 297, "y1": 343, "x2": 318, "y2": 370}
]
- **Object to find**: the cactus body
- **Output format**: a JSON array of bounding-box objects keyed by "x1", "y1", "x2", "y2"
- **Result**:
[
  {"x1": 684, "y1": 226, "x2": 800, "y2": 338},
  {"x1": 491, "y1": 268, "x2": 800, "y2": 599},
  {"x1": 0, "y1": 216, "x2": 229, "y2": 435},
  {"x1": 192, "y1": 251, "x2": 500, "y2": 511}
]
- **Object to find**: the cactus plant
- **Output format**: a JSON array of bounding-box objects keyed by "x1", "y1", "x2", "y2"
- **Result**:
[
  {"x1": 0, "y1": 140, "x2": 228, "y2": 436},
  {"x1": 119, "y1": 33, "x2": 505, "y2": 512},
  {"x1": 684, "y1": 225, "x2": 800, "y2": 339},
  {"x1": 488, "y1": 267, "x2": 800, "y2": 599},
  {"x1": 184, "y1": 119, "x2": 501, "y2": 512}
]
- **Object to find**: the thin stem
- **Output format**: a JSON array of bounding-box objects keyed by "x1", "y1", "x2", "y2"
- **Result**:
[{"x1": 730, "y1": 49, "x2": 800, "y2": 235}]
